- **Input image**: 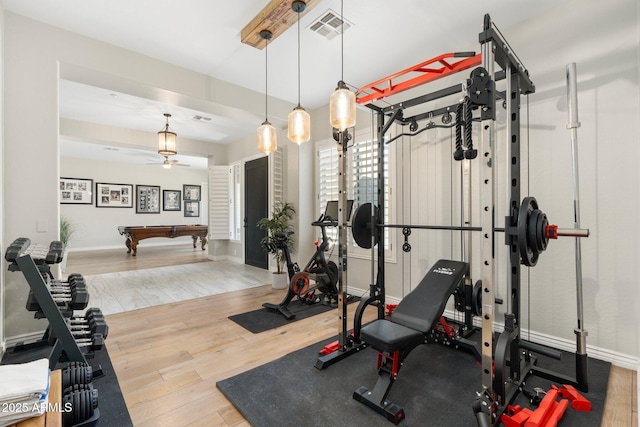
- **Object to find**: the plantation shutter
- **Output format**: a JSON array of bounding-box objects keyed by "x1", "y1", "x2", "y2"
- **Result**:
[
  {"x1": 209, "y1": 166, "x2": 230, "y2": 240},
  {"x1": 271, "y1": 148, "x2": 284, "y2": 206}
]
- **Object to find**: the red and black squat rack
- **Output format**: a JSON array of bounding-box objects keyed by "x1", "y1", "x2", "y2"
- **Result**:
[{"x1": 316, "y1": 13, "x2": 590, "y2": 426}]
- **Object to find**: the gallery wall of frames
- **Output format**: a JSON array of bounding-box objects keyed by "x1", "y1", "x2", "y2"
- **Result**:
[{"x1": 60, "y1": 156, "x2": 209, "y2": 250}]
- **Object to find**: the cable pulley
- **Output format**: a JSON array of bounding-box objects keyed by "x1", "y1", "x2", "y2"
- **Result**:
[{"x1": 351, "y1": 198, "x2": 589, "y2": 267}]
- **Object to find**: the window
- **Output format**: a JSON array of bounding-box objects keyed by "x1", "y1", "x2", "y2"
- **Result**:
[{"x1": 316, "y1": 128, "x2": 395, "y2": 258}]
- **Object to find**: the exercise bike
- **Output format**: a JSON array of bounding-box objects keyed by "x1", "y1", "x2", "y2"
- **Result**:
[{"x1": 262, "y1": 200, "x2": 353, "y2": 320}]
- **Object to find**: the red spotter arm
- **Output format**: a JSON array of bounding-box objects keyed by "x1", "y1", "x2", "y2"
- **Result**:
[
  {"x1": 501, "y1": 405, "x2": 533, "y2": 427},
  {"x1": 551, "y1": 384, "x2": 592, "y2": 412},
  {"x1": 524, "y1": 389, "x2": 569, "y2": 427}
]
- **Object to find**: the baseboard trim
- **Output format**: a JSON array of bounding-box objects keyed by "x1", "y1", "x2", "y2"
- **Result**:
[
  {"x1": 67, "y1": 240, "x2": 203, "y2": 252},
  {"x1": 4, "y1": 331, "x2": 47, "y2": 350},
  {"x1": 346, "y1": 285, "x2": 638, "y2": 371}
]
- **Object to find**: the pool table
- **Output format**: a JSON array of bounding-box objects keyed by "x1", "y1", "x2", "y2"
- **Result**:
[{"x1": 117, "y1": 225, "x2": 208, "y2": 256}]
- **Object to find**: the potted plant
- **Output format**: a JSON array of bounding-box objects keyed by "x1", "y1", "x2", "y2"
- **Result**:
[
  {"x1": 258, "y1": 201, "x2": 295, "y2": 289},
  {"x1": 60, "y1": 216, "x2": 76, "y2": 272}
]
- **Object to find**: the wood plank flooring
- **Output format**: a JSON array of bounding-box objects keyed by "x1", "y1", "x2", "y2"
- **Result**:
[{"x1": 70, "y1": 246, "x2": 637, "y2": 426}]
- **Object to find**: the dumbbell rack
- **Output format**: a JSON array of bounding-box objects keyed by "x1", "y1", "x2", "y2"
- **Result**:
[{"x1": 5, "y1": 238, "x2": 105, "y2": 371}]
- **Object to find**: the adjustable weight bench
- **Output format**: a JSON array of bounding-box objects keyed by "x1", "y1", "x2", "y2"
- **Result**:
[{"x1": 353, "y1": 259, "x2": 469, "y2": 424}]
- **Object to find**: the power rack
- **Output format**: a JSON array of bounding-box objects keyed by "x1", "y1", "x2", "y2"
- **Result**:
[{"x1": 321, "y1": 13, "x2": 589, "y2": 426}]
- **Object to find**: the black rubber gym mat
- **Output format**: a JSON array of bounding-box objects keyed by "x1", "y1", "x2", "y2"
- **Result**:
[
  {"x1": 217, "y1": 337, "x2": 610, "y2": 427},
  {"x1": 228, "y1": 297, "x2": 359, "y2": 334},
  {"x1": 1, "y1": 342, "x2": 132, "y2": 427}
]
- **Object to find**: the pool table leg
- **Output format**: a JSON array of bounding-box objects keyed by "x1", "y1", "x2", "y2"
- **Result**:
[{"x1": 125, "y1": 238, "x2": 138, "y2": 256}]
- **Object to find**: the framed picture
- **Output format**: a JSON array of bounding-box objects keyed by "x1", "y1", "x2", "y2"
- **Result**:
[
  {"x1": 96, "y1": 182, "x2": 133, "y2": 208},
  {"x1": 163, "y1": 189, "x2": 182, "y2": 211},
  {"x1": 136, "y1": 185, "x2": 161, "y2": 214},
  {"x1": 184, "y1": 201, "x2": 200, "y2": 217},
  {"x1": 183, "y1": 184, "x2": 201, "y2": 201},
  {"x1": 60, "y1": 177, "x2": 93, "y2": 205}
]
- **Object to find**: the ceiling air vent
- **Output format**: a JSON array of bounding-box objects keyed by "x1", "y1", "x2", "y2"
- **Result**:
[{"x1": 308, "y1": 9, "x2": 352, "y2": 40}]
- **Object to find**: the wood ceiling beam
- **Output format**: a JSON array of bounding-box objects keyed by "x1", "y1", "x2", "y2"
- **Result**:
[{"x1": 241, "y1": 0, "x2": 323, "y2": 49}]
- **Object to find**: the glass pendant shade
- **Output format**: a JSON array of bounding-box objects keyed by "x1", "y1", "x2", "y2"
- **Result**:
[
  {"x1": 257, "y1": 120, "x2": 277, "y2": 155},
  {"x1": 288, "y1": 106, "x2": 310, "y2": 144},
  {"x1": 158, "y1": 113, "x2": 177, "y2": 155},
  {"x1": 330, "y1": 81, "x2": 356, "y2": 131},
  {"x1": 158, "y1": 128, "x2": 177, "y2": 155}
]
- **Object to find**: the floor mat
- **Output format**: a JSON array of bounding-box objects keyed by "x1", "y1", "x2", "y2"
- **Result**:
[
  {"x1": 217, "y1": 337, "x2": 610, "y2": 427},
  {"x1": 229, "y1": 297, "x2": 359, "y2": 334}
]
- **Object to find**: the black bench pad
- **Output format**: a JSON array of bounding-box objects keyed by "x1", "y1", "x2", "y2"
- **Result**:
[
  {"x1": 361, "y1": 320, "x2": 423, "y2": 353},
  {"x1": 360, "y1": 259, "x2": 469, "y2": 352}
]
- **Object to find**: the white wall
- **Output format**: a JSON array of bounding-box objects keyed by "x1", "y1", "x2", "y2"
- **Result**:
[
  {"x1": 0, "y1": 4, "x2": 5, "y2": 354},
  {"x1": 1, "y1": 12, "x2": 279, "y2": 341},
  {"x1": 511, "y1": 0, "x2": 638, "y2": 362},
  {"x1": 60, "y1": 157, "x2": 208, "y2": 250}
]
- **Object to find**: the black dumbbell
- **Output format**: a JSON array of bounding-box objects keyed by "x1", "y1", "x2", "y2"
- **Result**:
[
  {"x1": 74, "y1": 333, "x2": 104, "y2": 351},
  {"x1": 61, "y1": 362, "x2": 92, "y2": 389},
  {"x1": 62, "y1": 388, "x2": 98, "y2": 427}
]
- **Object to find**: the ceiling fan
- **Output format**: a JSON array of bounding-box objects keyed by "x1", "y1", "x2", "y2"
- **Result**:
[{"x1": 146, "y1": 155, "x2": 190, "y2": 169}]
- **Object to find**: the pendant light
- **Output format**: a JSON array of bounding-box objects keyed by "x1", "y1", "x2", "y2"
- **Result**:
[
  {"x1": 257, "y1": 30, "x2": 277, "y2": 155},
  {"x1": 329, "y1": 0, "x2": 356, "y2": 131},
  {"x1": 288, "y1": 0, "x2": 310, "y2": 144},
  {"x1": 157, "y1": 113, "x2": 177, "y2": 155}
]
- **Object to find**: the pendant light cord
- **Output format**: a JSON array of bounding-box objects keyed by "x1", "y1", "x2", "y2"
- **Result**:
[
  {"x1": 340, "y1": 0, "x2": 344, "y2": 82},
  {"x1": 297, "y1": 10, "x2": 301, "y2": 106},
  {"x1": 265, "y1": 36, "x2": 269, "y2": 121}
]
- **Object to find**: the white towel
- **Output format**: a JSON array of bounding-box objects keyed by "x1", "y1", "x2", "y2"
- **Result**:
[
  {"x1": 0, "y1": 358, "x2": 50, "y2": 426},
  {"x1": 0, "y1": 358, "x2": 49, "y2": 401}
]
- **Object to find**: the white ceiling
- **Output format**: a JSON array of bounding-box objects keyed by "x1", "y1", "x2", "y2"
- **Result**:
[{"x1": 2, "y1": 0, "x2": 568, "y2": 164}]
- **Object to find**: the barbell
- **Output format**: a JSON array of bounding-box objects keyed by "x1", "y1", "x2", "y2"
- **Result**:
[{"x1": 351, "y1": 196, "x2": 589, "y2": 267}]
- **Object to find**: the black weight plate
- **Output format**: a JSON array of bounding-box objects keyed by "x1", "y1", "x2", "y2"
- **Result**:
[
  {"x1": 351, "y1": 203, "x2": 379, "y2": 249},
  {"x1": 472, "y1": 280, "x2": 483, "y2": 316},
  {"x1": 527, "y1": 209, "x2": 541, "y2": 255},
  {"x1": 518, "y1": 197, "x2": 537, "y2": 267},
  {"x1": 539, "y1": 212, "x2": 549, "y2": 252},
  {"x1": 323, "y1": 261, "x2": 339, "y2": 295}
]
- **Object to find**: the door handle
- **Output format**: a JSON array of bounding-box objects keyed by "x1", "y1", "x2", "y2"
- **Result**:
[{"x1": 243, "y1": 217, "x2": 248, "y2": 228}]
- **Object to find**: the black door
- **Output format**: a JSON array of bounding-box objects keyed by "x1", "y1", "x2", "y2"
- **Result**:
[{"x1": 244, "y1": 156, "x2": 268, "y2": 269}]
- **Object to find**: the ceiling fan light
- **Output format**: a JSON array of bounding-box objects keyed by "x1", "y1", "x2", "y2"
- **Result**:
[
  {"x1": 257, "y1": 120, "x2": 277, "y2": 154},
  {"x1": 162, "y1": 162, "x2": 172, "y2": 169},
  {"x1": 288, "y1": 106, "x2": 310, "y2": 144},
  {"x1": 330, "y1": 81, "x2": 356, "y2": 131}
]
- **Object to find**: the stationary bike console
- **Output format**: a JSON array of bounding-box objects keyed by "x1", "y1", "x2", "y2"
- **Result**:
[{"x1": 311, "y1": 200, "x2": 354, "y2": 228}]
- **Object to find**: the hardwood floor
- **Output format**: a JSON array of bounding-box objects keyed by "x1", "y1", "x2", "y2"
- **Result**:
[
  {"x1": 73, "y1": 247, "x2": 637, "y2": 426},
  {"x1": 65, "y1": 244, "x2": 210, "y2": 275}
]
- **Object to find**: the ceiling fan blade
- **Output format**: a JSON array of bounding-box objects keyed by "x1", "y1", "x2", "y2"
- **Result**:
[{"x1": 174, "y1": 163, "x2": 191, "y2": 167}]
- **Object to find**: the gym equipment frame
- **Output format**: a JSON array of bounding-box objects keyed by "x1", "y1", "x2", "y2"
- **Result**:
[
  {"x1": 343, "y1": 13, "x2": 590, "y2": 426},
  {"x1": 5, "y1": 238, "x2": 90, "y2": 369},
  {"x1": 262, "y1": 200, "x2": 353, "y2": 320}
]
